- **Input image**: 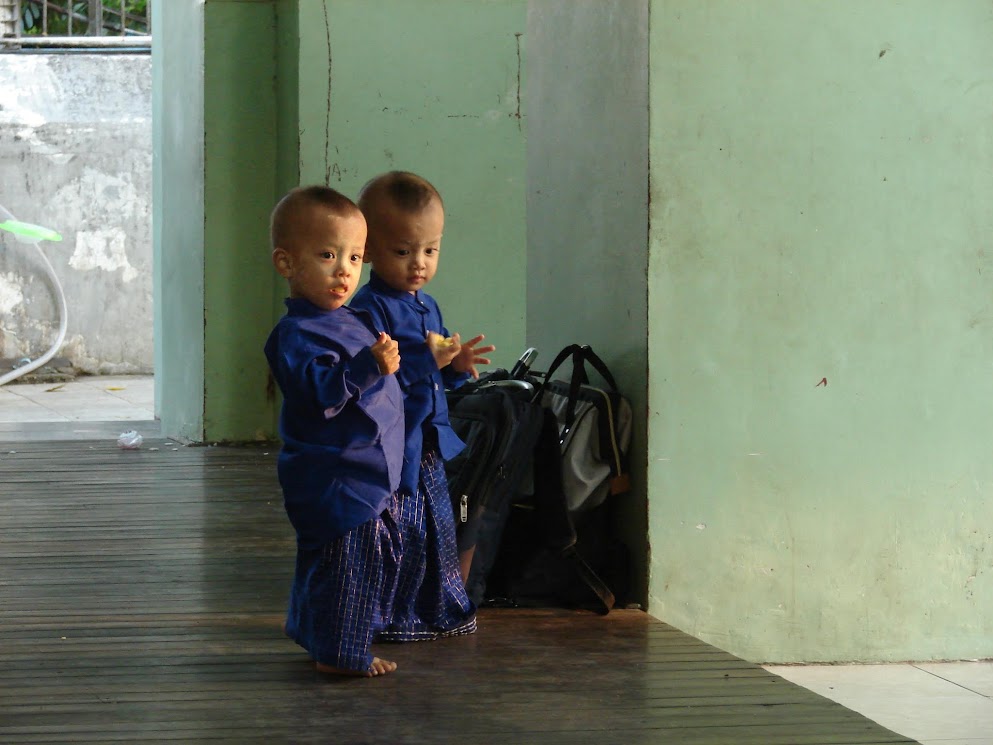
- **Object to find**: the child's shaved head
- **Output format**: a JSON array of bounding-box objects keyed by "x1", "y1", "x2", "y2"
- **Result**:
[
  {"x1": 356, "y1": 171, "x2": 445, "y2": 296},
  {"x1": 357, "y1": 171, "x2": 444, "y2": 217},
  {"x1": 270, "y1": 185, "x2": 362, "y2": 253}
]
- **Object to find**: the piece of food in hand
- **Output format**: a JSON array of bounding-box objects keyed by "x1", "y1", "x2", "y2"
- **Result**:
[{"x1": 428, "y1": 332, "x2": 455, "y2": 348}]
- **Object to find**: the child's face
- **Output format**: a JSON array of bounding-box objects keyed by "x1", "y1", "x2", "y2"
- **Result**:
[
  {"x1": 364, "y1": 196, "x2": 444, "y2": 294},
  {"x1": 272, "y1": 206, "x2": 367, "y2": 311}
]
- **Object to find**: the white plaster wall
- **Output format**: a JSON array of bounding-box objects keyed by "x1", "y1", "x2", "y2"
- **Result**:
[{"x1": 0, "y1": 53, "x2": 151, "y2": 374}]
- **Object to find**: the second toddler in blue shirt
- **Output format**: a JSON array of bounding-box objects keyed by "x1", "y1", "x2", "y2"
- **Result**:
[{"x1": 351, "y1": 170, "x2": 494, "y2": 640}]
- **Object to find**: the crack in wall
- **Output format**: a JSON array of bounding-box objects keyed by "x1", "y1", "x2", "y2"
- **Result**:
[
  {"x1": 514, "y1": 32, "x2": 522, "y2": 130},
  {"x1": 322, "y1": 1, "x2": 332, "y2": 185}
]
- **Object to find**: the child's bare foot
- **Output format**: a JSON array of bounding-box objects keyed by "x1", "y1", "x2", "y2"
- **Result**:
[
  {"x1": 367, "y1": 657, "x2": 397, "y2": 676},
  {"x1": 315, "y1": 657, "x2": 397, "y2": 677}
]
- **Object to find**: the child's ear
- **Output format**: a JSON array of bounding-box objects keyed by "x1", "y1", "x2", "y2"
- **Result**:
[{"x1": 272, "y1": 248, "x2": 294, "y2": 278}]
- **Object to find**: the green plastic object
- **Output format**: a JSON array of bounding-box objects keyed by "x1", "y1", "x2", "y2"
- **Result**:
[{"x1": 0, "y1": 219, "x2": 62, "y2": 242}]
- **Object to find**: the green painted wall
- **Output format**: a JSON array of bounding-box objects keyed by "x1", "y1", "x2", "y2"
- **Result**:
[
  {"x1": 266, "y1": 0, "x2": 300, "y2": 437},
  {"x1": 274, "y1": 0, "x2": 300, "y2": 205},
  {"x1": 292, "y1": 0, "x2": 528, "y2": 369},
  {"x1": 158, "y1": 0, "x2": 525, "y2": 441},
  {"x1": 202, "y1": 1, "x2": 280, "y2": 442},
  {"x1": 525, "y1": 0, "x2": 650, "y2": 605},
  {"x1": 153, "y1": 0, "x2": 205, "y2": 441},
  {"x1": 648, "y1": 0, "x2": 993, "y2": 662},
  {"x1": 156, "y1": 0, "x2": 288, "y2": 443}
]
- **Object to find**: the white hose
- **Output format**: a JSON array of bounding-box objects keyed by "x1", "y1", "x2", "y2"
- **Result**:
[{"x1": 0, "y1": 203, "x2": 68, "y2": 387}]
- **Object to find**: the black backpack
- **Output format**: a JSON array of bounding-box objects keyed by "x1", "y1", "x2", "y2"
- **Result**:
[{"x1": 445, "y1": 366, "x2": 545, "y2": 605}]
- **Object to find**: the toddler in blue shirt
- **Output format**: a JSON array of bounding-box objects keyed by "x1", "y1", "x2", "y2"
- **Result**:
[
  {"x1": 264, "y1": 185, "x2": 404, "y2": 677},
  {"x1": 351, "y1": 171, "x2": 494, "y2": 640}
]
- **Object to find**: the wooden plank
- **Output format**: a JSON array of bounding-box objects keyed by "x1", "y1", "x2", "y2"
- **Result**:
[{"x1": 0, "y1": 439, "x2": 919, "y2": 745}]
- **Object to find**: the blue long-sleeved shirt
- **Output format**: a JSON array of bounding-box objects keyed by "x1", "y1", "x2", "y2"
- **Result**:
[
  {"x1": 350, "y1": 271, "x2": 469, "y2": 494},
  {"x1": 264, "y1": 297, "x2": 405, "y2": 548}
]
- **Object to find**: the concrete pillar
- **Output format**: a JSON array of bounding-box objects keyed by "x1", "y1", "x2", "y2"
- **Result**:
[{"x1": 0, "y1": 1, "x2": 19, "y2": 38}]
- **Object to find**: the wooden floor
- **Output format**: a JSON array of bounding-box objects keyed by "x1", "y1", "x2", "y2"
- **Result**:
[{"x1": 0, "y1": 435, "x2": 919, "y2": 745}]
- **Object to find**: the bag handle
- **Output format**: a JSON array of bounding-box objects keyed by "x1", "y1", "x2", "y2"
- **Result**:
[
  {"x1": 574, "y1": 345, "x2": 620, "y2": 393},
  {"x1": 532, "y1": 344, "x2": 583, "y2": 394},
  {"x1": 535, "y1": 345, "x2": 620, "y2": 396},
  {"x1": 532, "y1": 345, "x2": 621, "y2": 439}
]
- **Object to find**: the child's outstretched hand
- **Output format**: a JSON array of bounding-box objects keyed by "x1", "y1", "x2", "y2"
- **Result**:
[
  {"x1": 371, "y1": 332, "x2": 400, "y2": 375},
  {"x1": 450, "y1": 334, "x2": 496, "y2": 380},
  {"x1": 426, "y1": 331, "x2": 461, "y2": 370}
]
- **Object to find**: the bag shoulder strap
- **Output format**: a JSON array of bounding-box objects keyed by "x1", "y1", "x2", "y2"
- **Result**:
[{"x1": 564, "y1": 546, "x2": 616, "y2": 614}]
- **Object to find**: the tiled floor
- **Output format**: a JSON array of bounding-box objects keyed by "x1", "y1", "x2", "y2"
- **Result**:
[
  {"x1": 1, "y1": 374, "x2": 991, "y2": 744},
  {"x1": 765, "y1": 661, "x2": 993, "y2": 745},
  {"x1": 0, "y1": 374, "x2": 155, "y2": 423}
]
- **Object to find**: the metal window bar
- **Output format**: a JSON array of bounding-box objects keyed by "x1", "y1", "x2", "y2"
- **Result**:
[{"x1": 1, "y1": 0, "x2": 151, "y2": 44}]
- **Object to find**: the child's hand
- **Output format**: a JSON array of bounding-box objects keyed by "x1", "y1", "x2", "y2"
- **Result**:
[
  {"x1": 426, "y1": 331, "x2": 461, "y2": 370},
  {"x1": 450, "y1": 334, "x2": 496, "y2": 380},
  {"x1": 371, "y1": 332, "x2": 400, "y2": 375}
]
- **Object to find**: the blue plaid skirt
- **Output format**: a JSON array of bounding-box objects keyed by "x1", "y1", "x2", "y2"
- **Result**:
[
  {"x1": 377, "y1": 450, "x2": 477, "y2": 642},
  {"x1": 284, "y1": 510, "x2": 400, "y2": 673}
]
